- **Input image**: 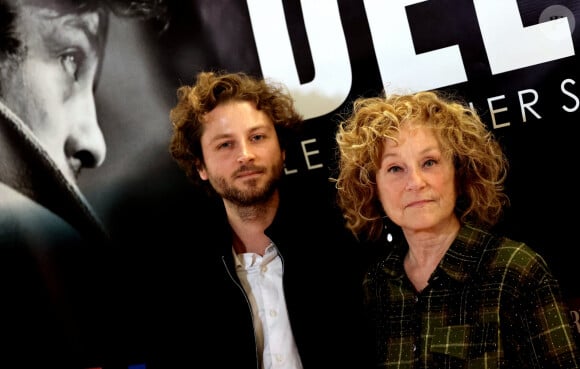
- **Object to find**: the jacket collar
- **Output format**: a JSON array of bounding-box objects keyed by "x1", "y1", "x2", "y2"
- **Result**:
[
  {"x1": 0, "y1": 99, "x2": 109, "y2": 244},
  {"x1": 380, "y1": 223, "x2": 493, "y2": 285}
]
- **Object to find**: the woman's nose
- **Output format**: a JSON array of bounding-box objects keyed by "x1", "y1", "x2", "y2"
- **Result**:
[{"x1": 405, "y1": 167, "x2": 426, "y2": 190}]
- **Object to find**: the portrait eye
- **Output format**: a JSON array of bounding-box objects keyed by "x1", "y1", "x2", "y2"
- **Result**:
[{"x1": 60, "y1": 49, "x2": 85, "y2": 81}]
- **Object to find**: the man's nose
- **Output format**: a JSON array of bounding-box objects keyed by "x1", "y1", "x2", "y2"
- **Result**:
[
  {"x1": 66, "y1": 92, "x2": 106, "y2": 168},
  {"x1": 237, "y1": 141, "x2": 255, "y2": 163}
]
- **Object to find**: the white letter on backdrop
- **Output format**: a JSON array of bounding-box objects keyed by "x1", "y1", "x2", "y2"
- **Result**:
[
  {"x1": 474, "y1": 0, "x2": 575, "y2": 75},
  {"x1": 518, "y1": 89, "x2": 541, "y2": 122},
  {"x1": 488, "y1": 95, "x2": 510, "y2": 129},
  {"x1": 561, "y1": 79, "x2": 579, "y2": 113},
  {"x1": 363, "y1": 0, "x2": 467, "y2": 93},
  {"x1": 247, "y1": 0, "x2": 351, "y2": 120}
]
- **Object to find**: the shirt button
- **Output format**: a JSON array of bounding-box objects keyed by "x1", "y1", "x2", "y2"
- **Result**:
[
  {"x1": 414, "y1": 295, "x2": 419, "y2": 303},
  {"x1": 412, "y1": 344, "x2": 417, "y2": 352},
  {"x1": 269, "y1": 309, "x2": 278, "y2": 317}
]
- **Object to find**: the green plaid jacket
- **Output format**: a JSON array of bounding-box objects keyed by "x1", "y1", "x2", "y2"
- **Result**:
[{"x1": 364, "y1": 223, "x2": 580, "y2": 368}]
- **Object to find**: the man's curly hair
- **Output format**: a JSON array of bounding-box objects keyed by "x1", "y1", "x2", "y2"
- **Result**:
[{"x1": 169, "y1": 70, "x2": 303, "y2": 194}]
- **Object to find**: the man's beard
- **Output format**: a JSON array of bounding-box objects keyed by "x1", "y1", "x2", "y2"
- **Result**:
[{"x1": 212, "y1": 162, "x2": 283, "y2": 207}]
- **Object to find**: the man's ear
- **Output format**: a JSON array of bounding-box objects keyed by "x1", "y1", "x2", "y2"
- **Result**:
[{"x1": 196, "y1": 161, "x2": 208, "y2": 180}]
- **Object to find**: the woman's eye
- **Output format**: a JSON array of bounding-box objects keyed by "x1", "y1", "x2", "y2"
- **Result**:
[
  {"x1": 387, "y1": 166, "x2": 402, "y2": 173},
  {"x1": 252, "y1": 134, "x2": 265, "y2": 142},
  {"x1": 424, "y1": 159, "x2": 436, "y2": 167}
]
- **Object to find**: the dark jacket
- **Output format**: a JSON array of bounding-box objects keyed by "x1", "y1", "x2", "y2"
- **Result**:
[
  {"x1": 118, "y1": 176, "x2": 375, "y2": 369},
  {"x1": 0, "y1": 101, "x2": 112, "y2": 368},
  {"x1": 0, "y1": 101, "x2": 110, "y2": 245}
]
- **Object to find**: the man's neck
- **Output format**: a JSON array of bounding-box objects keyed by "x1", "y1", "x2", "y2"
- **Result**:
[{"x1": 225, "y1": 193, "x2": 279, "y2": 256}]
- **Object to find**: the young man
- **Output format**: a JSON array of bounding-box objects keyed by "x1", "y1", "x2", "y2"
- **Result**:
[
  {"x1": 0, "y1": 1, "x2": 166, "y2": 367},
  {"x1": 162, "y1": 70, "x2": 373, "y2": 369}
]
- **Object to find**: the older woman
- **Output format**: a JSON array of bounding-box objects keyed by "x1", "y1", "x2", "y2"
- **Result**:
[{"x1": 334, "y1": 90, "x2": 580, "y2": 368}]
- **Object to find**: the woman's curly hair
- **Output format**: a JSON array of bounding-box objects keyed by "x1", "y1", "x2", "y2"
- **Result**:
[
  {"x1": 169, "y1": 70, "x2": 303, "y2": 194},
  {"x1": 334, "y1": 90, "x2": 509, "y2": 241}
]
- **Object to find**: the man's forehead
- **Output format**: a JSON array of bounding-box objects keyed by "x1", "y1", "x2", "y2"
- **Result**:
[
  {"x1": 17, "y1": 0, "x2": 99, "y2": 13},
  {"x1": 15, "y1": 0, "x2": 108, "y2": 25},
  {"x1": 16, "y1": 1, "x2": 109, "y2": 51}
]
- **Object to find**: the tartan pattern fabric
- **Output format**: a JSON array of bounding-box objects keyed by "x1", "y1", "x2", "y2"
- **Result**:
[{"x1": 364, "y1": 223, "x2": 580, "y2": 368}]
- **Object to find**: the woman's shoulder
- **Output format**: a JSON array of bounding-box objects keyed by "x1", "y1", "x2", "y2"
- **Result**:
[
  {"x1": 474, "y1": 234, "x2": 555, "y2": 290},
  {"x1": 459, "y1": 223, "x2": 552, "y2": 279},
  {"x1": 486, "y1": 233, "x2": 546, "y2": 268}
]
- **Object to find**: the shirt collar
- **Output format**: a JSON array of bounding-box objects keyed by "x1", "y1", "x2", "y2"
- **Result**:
[{"x1": 380, "y1": 223, "x2": 491, "y2": 285}]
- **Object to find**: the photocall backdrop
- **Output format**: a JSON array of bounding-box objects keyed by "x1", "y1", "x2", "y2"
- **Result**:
[{"x1": 72, "y1": 0, "x2": 579, "y2": 363}]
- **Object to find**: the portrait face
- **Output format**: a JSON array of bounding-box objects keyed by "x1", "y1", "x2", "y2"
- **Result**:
[
  {"x1": 0, "y1": 1, "x2": 107, "y2": 184},
  {"x1": 197, "y1": 100, "x2": 285, "y2": 206},
  {"x1": 376, "y1": 123, "x2": 458, "y2": 235}
]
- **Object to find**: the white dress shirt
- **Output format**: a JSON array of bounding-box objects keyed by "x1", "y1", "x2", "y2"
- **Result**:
[{"x1": 234, "y1": 243, "x2": 303, "y2": 369}]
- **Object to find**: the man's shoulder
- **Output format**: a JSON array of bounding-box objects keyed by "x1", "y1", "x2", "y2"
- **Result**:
[{"x1": 0, "y1": 182, "x2": 83, "y2": 246}]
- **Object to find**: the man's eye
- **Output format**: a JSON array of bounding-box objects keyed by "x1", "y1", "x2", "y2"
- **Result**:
[{"x1": 60, "y1": 50, "x2": 85, "y2": 81}]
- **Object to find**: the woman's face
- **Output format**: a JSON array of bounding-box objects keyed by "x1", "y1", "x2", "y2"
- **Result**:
[
  {"x1": 1, "y1": 2, "x2": 107, "y2": 183},
  {"x1": 376, "y1": 123, "x2": 458, "y2": 235}
]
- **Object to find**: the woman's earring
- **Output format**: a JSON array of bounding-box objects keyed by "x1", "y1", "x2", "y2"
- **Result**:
[{"x1": 383, "y1": 216, "x2": 393, "y2": 243}]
